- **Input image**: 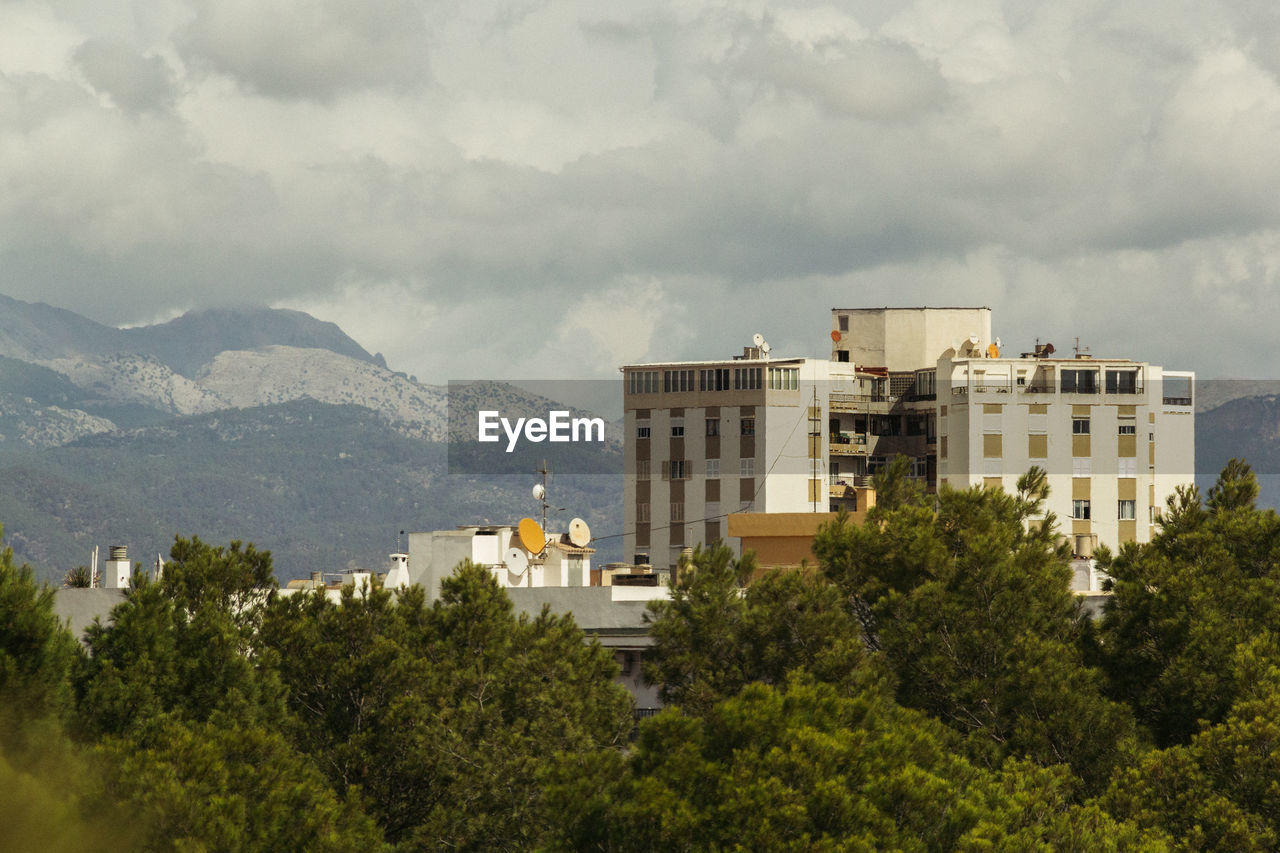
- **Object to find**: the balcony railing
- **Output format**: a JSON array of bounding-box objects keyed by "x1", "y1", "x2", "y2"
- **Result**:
[{"x1": 1163, "y1": 396, "x2": 1192, "y2": 406}]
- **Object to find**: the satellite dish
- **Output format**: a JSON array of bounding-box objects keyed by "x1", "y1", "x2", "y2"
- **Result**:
[
  {"x1": 968, "y1": 335, "x2": 980, "y2": 347},
  {"x1": 995, "y1": 337, "x2": 1002, "y2": 348},
  {"x1": 760, "y1": 341, "x2": 771, "y2": 354},
  {"x1": 517, "y1": 517, "x2": 546, "y2": 554},
  {"x1": 568, "y1": 517, "x2": 591, "y2": 548},
  {"x1": 987, "y1": 343, "x2": 1000, "y2": 359},
  {"x1": 830, "y1": 330, "x2": 842, "y2": 342},
  {"x1": 1044, "y1": 342, "x2": 1056, "y2": 355},
  {"x1": 951, "y1": 339, "x2": 960, "y2": 352},
  {"x1": 505, "y1": 547, "x2": 528, "y2": 575},
  {"x1": 752, "y1": 333, "x2": 764, "y2": 347},
  {"x1": 532, "y1": 483, "x2": 546, "y2": 501}
]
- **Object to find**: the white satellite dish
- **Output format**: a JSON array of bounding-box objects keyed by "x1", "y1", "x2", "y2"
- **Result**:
[
  {"x1": 760, "y1": 341, "x2": 771, "y2": 354},
  {"x1": 568, "y1": 517, "x2": 592, "y2": 548},
  {"x1": 532, "y1": 483, "x2": 546, "y2": 501},
  {"x1": 995, "y1": 337, "x2": 1003, "y2": 348},
  {"x1": 505, "y1": 547, "x2": 528, "y2": 575},
  {"x1": 752, "y1": 333, "x2": 764, "y2": 347}
]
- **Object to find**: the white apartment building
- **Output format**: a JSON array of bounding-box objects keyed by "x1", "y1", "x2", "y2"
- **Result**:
[
  {"x1": 622, "y1": 348, "x2": 833, "y2": 569},
  {"x1": 623, "y1": 308, "x2": 1195, "y2": 568},
  {"x1": 939, "y1": 350, "x2": 1194, "y2": 551}
]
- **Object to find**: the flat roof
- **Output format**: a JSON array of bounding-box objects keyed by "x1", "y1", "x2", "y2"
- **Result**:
[
  {"x1": 620, "y1": 357, "x2": 809, "y2": 369},
  {"x1": 830, "y1": 306, "x2": 991, "y2": 311}
]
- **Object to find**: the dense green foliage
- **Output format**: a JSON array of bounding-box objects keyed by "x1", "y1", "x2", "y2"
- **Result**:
[{"x1": 11, "y1": 458, "x2": 1280, "y2": 848}]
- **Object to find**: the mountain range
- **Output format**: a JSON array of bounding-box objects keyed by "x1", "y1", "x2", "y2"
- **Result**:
[
  {"x1": 0, "y1": 294, "x2": 622, "y2": 581},
  {"x1": 0, "y1": 292, "x2": 1274, "y2": 582}
]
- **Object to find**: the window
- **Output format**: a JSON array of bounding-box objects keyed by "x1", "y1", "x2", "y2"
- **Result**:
[
  {"x1": 1062, "y1": 370, "x2": 1098, "y2": 394},
  {"x1": 837, "y1": 351, "x2": 850, "y2": 362},
  {"x1": 741, "y1": 418, "x2": 755, "y2": 436},
  {"x1": 667, "y1": 460, "x2": 687, "y2": 480},
  {"x1": 1118, "y1": 500, "x2": 1136, "y2": 520},
  {"x1": 871, "y1": 415, "x2": 901, "y2": 436},
  {"x1": 705, "y1": 459, "x2": 719, "y2": 478},
  {"x1": 1118, "y1": 458, "x2": 1137, "y2": 477},
  {"x1": 664, "y1": 370, "x2": 695, "y2": 392},
  {"x1": 671, "y1": 502, "x2": 684, "y2": 522},
  {"x1": 1073, "y1": 499, "x2": 1091, "y2": 520},
  {"x1": 628, "y1": 370, "x2": 659, "y2": 394},
  {"x1": 983, "y1": 412, "x2": 1002, "y2": 433},
  {"x1": 740, "y1": 458, "x2": 754, "y2": 477},
  {"x1": 671, "y1": 423, "x2": 684, "y2": 437},
  {"x1": 733, "y1": 367, "x2": 762, "y2": 390},
  {"x1": 706, "y1": 418, "x2": 719, "y2": 437},
  {"x1": 1028, "y1": 413, "x2": 1048, "y2": 433},
  {"x1": 768, "y1": 367, "x2": 799, "y2": 390},
  {"x1": 636, "y1": 503, "x2": 650, "y2": 522},
  {"x1": 1118, "y1": 423, "x2": 1136, "y2": 435},
  {"x1": 911, "y1": 457, "x2": 928, "y2": 478},
  {"x1": 839, "y1": 314, "x2": 848, "y2": 332},
  {"x1": 636, "y1": 460, "x2": 650, "y2": 480},
  {"x1": 1106, "y1": 370, "x2": 1138, "y2": 394},
  {"x1": 868, "y1": 456, "x2": 887, "y2": 474},
  {"x1": 1072, "y1": 418, "x2": 1091, "y2": 434},
  {"x1": 1072, "y1": 457, "x2": 1091, "y2": 477},
  {"x1": 700, "y1": 368, "x2": 730, "y2": 391},
  {"x1": 637, "y1": 425, "x2": 651, "y2": 439}
]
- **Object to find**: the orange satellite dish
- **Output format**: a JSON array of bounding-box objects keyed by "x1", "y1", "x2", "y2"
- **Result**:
[
  {"x1": 831, "y1": 330, "x2": 842, "y2": 342},
  {"x1": 517, "y1": 518, "x2": 546, "y2": 554},
  {"x1": 987, "y1": 343, "x2": 1000, "y2": 358}
]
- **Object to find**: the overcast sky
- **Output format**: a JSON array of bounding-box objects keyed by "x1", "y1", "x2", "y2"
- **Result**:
[{"x1": 2, "y1": 0, "x2": 1278, "y2": 381}]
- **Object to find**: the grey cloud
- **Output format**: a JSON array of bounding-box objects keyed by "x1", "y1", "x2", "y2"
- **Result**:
[
  {"x1": 73, "y1": 39, "x2": 177, "y2": 114},
  {"x1": 180, "y1": 0, "x2": 433, "y2": 99},
  {"x1": 728, "y1": 33, "x2": 948, "y2": 119}
]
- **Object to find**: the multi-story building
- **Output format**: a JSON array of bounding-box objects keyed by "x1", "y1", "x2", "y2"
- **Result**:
[
  {"x1": 622, "y1": 308, "x2": 1195, "y2": 570},
  {"x1": 939, "y1": 348, "x2": 1194, "y2": 552},
  {"x1": 621, "y1": 348, "x2": 833, "y2": 568}
]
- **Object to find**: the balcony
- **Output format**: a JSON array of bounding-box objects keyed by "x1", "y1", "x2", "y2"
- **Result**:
[
  {"x1": 829, "y1": 436, "x2": 867, "y2": 455},
  {"x1": 1162, "y1": 396, "x2": 1192, "y2": 406},
  {"x1": 829, "y1": 392, "x2": 898, "y2": 412}
]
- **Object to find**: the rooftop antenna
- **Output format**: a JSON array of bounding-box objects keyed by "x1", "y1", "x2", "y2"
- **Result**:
[
  {"x1": 1074, "y1": 337, "x2": 1090, "y2": 358},
  {"x1": 535, "y1": 460, "x2": 551, "y2": 531}
]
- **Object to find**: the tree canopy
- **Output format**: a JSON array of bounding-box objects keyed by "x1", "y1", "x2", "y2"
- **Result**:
[{"x1": 11, "y1": 458, "x2": 1280, "y2": 849}]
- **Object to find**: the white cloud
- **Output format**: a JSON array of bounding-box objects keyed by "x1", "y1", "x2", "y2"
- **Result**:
[{"x1": 2, "y1": 0, "x2": 1280, "y2": 382}]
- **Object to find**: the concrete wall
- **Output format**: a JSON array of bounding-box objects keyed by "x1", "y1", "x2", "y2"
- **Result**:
[{"x1": 833, "y1": 308, "x2": 991, "y2": 371}]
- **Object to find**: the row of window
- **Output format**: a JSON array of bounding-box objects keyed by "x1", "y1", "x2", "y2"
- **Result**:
[
  {"x1": 628, "y1": 366, "x2": 776, "y2": 394},
  {"x1": 638, "y1": 458, "x2": 756, "y2": 480},
  {"x1": 636, "y1": 504, "x2": 728, "y2": 525},
  {"x1": 1059, "y1": 369, "x2": 1140, "y2": 394},
  {"x1": 638, "y1": 417, "x2": 754, "y2": 439},
  {"x1": 1072, "y1": 500, "x2": 1137, "y2": 520}
]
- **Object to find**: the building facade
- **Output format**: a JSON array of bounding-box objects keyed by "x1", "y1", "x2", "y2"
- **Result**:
[
  {"x1": 623, "y1": 308, "x2": 1195, "y2": 569},
  {"x1": 939, "y1": 351, "x2": 1194, "y2": 551}
]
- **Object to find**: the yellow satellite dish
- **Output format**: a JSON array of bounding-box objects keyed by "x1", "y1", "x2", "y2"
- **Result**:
[
  {"x1": 518, "y1": 518, "x2": 546, "y2": 554},
  {"x1": 986, "y1": 343, "x2": 1000, "y2": 358}
]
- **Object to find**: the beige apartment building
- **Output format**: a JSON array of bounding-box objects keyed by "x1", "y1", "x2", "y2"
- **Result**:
[
  {"x1": 939, "y1": 349, "x2": 1194, "y2": 553},
  {"x1": 622, "y1": 308, "x2": 1195, "y2": 570}
]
